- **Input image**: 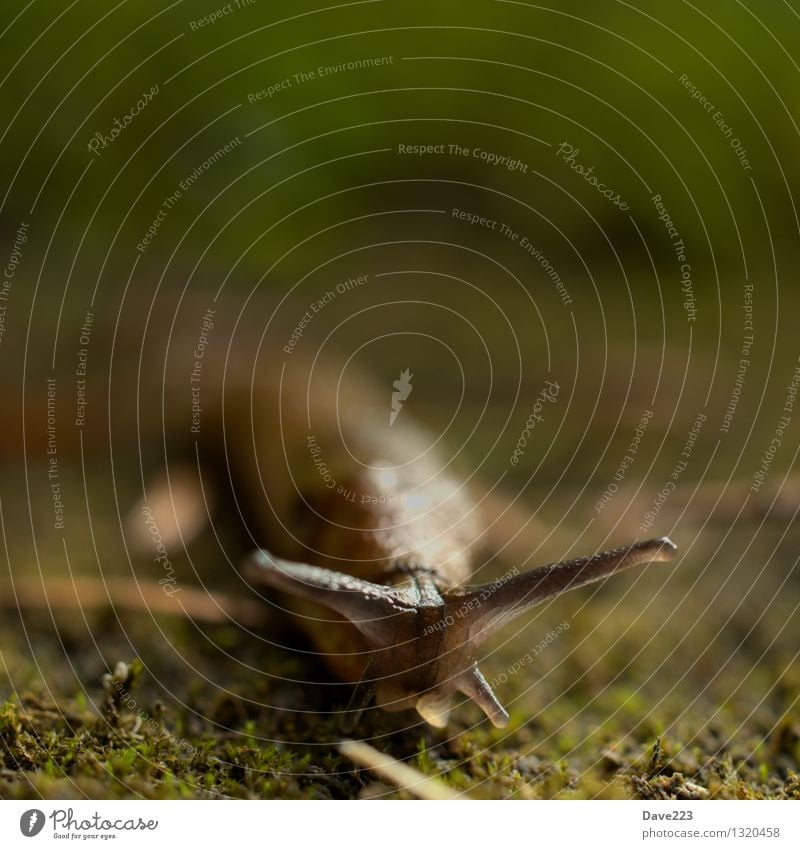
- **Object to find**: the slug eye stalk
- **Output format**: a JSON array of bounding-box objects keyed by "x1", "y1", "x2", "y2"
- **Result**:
[{"x1": 243, "y1": 537, "x2": 677, "y2": 729}]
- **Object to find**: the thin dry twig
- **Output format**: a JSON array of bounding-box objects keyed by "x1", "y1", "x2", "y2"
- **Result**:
[
  {"x1": 338, "y1": 739, "x2": 463, "y2": 800},
  {"x1": 2, "y1": 576, "x2": 266, "y2": 628}
]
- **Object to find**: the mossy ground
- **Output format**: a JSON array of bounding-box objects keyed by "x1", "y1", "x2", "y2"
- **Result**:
[
  {"x1": 2, "y1": 470, "x2": 798, "y2": 800},
  {"x1": 1, "y1": 637, "x2": 798, "y2": 799}
]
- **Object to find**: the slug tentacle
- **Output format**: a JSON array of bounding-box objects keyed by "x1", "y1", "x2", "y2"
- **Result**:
[
  {"x1": 246, "y1": 550, "x2": 414, "y2": 646},
  {"x1": 415, "y1": 689, "x2": 454, "y2": 729},
  {"x1": 243, "y1": 537, "x2": 677, "y2": 729},
  {"x1": 445, "y1": 536, "x2": 678, "y2": 647},
  {"x1": 456, "y1": 664, "x2": 510, "y2": 729}
]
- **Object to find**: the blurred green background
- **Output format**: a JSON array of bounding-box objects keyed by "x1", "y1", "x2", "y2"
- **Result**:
[{"x1": 1, "y1": 0, "x2": 799, "y2": 799}]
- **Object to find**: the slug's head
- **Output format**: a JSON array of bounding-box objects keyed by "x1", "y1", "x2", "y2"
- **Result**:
[{"x1": 244, "y1": 537, "x2": 677, "y2": 730}]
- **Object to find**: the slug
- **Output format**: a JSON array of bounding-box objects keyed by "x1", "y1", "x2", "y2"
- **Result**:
[
  {"x1": 206, "y1": 323, "x2": 676, "y2": 731},
  {"x1": 6, "y1": 296, "x2": 678, "y2": 731}
]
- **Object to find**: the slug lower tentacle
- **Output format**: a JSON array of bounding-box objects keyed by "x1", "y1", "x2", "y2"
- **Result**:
[{"x1": 244, "y1": 537, "x2": 677, "y2": 729}]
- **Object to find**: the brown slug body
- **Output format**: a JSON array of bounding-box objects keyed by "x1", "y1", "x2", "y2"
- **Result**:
[
  {"x1": 5, "y1": 296, "x2": 677, "y2": 731},
  {"x1": 205, "y1": 339, "x2": 678, "y2": 730}
]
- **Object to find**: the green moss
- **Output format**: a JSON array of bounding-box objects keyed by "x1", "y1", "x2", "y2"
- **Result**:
[{"x1": 2, "y1": 456, "x2": 798, "y2": 800}]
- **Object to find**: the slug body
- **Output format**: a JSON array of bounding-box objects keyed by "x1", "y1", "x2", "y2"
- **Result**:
[
  {"x1": 200, "y1": 329, "x2": 679, "y2": 730},
  {"x1": 9, "y1": 297, "x2": 676, "y2": 730}
]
